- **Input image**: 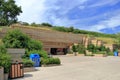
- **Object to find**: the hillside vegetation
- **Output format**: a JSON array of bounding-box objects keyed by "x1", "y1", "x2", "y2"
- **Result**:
[
  {"x1": 52, "y1": 26, "x2": 116, "y2": 38},
  {"x1": 96, "y1": 37, "x2": 115, "y2": 44},
  {"x1": 0, "y1": 23, "x2": 118, "y2": 44}
]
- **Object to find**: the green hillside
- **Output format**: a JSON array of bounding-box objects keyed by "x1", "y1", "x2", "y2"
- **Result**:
[
  {"x1": 52, "y1": 26, "x2": 116, "y2": 38},
  {"x1": 0, "y1": 25, "x2": 117, "y2": 44},
  {"x1": 96, "y1": 37, "x2": 115, "y2": 44}
]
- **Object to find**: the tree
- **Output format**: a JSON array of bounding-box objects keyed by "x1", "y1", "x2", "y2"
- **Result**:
[
  {"x1": 68, "y1": 26, "x2": 74, "y2": 32},
  {"x1": 0, "y1": 0, "x2": 22, "y2": 26},
  {"x1": 31, "y1": 22, "x2": 38, "y2": 27},
  {"x1": 18, "y1": 21, "x2": 29, "y2": 26},
  {"x1": 41, "y1": 23, "x2": 52, "y2": 27},
  {"x1": 72, "y1": 44, "x2": 78, "y2": 56},
  {"x1": 77, "y1": 43, "x2": 86, "y2": 54}
]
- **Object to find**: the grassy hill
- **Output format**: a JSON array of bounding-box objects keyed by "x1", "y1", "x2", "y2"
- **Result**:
[
  {"x1": 96, "y1": 37, "x2": 115, "y2": 44},
  {"x1": 0, "y1": 25, "x2": 117, "y2": 44}
]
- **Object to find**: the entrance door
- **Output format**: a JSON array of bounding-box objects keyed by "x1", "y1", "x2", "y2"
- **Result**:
[
  {"x1": 51, "y1": 48, "x2": 57, "y2": 55},
  {"x1": 50, "y1": 48, "x2": 68, "y2": 55}
]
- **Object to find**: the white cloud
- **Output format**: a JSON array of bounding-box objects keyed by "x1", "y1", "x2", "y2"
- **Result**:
[
  {"x1": 89, "y1": 13, "x2": 120, "y2": 31},
  {"x1": 15, "y1": 0, "x2": 88, "y2": 24},
  {"x1": 79, "y1": 6, "x2": 85, "y2": 10},
  {"x1": 15, "y1": 0, "x2": 47, "y2": 23},
  {"x1": 90, "y1": 0, "x2": 120, "y2": 7},
  {"x1": 15, "y1": 0, "x2": 120, "y2": 33}
]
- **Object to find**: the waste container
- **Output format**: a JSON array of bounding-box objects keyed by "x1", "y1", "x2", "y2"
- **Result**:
[
  {"x1": 30, "y1": 54, "x2": 40, "y2": 67},
  {"x1": 9, "y1": 62, "x2": 24, "y2": 79},
  {"x1": 114, "y1": 51, "x2": 118, "y2": 56}
]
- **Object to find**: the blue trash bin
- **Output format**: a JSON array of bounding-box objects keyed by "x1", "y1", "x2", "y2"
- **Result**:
[
  {"x1": 30, "y1": 54, "x2": 40, "y2": 67},
  {"x1": 114, "y1": 51, "x2": 118, "y2": 56}
]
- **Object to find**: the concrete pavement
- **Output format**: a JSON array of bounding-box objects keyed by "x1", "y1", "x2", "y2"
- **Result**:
[{"x1": 14, "y1": 56, "x2": 120, "y2": 80}]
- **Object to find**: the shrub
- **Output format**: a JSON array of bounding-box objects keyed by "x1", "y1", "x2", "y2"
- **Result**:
[
  {"x1": 99, "y1": 45, "x2": 106, "y2": 51},
  {"x1": 77, "y1": 44, "x2": 86, "y2": 54},
  {"x1": 41, "y1": 58, "x2": 49, "y2": 65},
  {"x1": 2, "y1": 29, "x2": 43, "y2": 51},
  {"x1": 87, "y1": 44, "x2": 95, "y2": 52},
  {"x1": 2, "y1": 29, "x2": 30, "y2": 48},
  {"x1": 72, "y1": 45, "x2": 78, "y2": 52},
  {"x1": 0, "y1": 54, "x2": 11, "y2": 73},
  {"x1": 49, "y1": 58, "x2": 61, "y2": 64},
  {"x1": 23, "y1": 59, "x2": 34, "y2": 67},
  {"x1": 27, "y1": 39, "x2": 43, "y2": 51},
  {"x1": 28, "y1": 50, "x2": 48, "y2": 58},
  {"x1": 85, "y1": 54, "x2": 94, "y2": 56},
  {"x1": 0, "y1": 45, "x2": 7, "y2": 54},
  {"x1": 107, "y1": 52, "x2": 114, "y2": 56},
  {"x1": 41, "y1": 58, "x2": 61, "y2": 65},
  {"x1": 95, "y1": 51, "x2": 106, "y2": 54}
]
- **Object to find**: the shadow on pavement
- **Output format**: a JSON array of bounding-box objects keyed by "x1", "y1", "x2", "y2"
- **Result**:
[
  {"x1": 11, "y1": 74, "x2": 33, "y2": 80},
  {"x1": 24, "y1": 73, "x2": 33, "y2": 78}
]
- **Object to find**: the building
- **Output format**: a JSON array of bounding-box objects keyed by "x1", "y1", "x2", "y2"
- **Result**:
[{"x1": 8, "y1": 24, "x2": 85, "y2": 55}]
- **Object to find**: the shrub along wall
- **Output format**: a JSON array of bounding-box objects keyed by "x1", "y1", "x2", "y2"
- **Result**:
[{"x1": 41, "y1": 58, "x2": 61, "y2": 65}]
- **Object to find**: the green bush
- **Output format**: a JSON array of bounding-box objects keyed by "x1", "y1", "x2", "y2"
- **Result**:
[
  {"x1": 95, "y1": 51, "x2": 106, "y2": 54},
  {"x1": 72, "y1": 45, "x2": 78, "y2": 52},
  {"x1": 2, "y1": 29, "x2": 43, "y2": 51},
  {"x1": 0, "y1": 45, "x2": 7, "y2": 54},
  {"x1": 2, "y1": 29, "x2": 30, "y2": 48},
  {"x1": 27, "y1": 39, "x2": 43, "y2": 51},
  {"x1": 41, "y1": 58, "x2": 61, "y2": 65},
  {"x1": 107, "y1": 52, "x2": 114, "y2": 56},
  {"x1": 87, "y1": 44, "x2": 95, "y2": 52},
  {"x1": 77, "y1": 44, "x2": 86, "y2": 54},
  {"x1": 49, "y1": 58, "x2": 61, "y2": 64},
  {"x1": 85, "y1": 54, "x2": 94, "y2": 56},
  {"x1": 0, "y1": 54, "x2": 11, "y2": 73},
  {"x1": 41, "y1": 58, "x2": 49, "y2": 65},
  {"x1": 23, "y1": 59, "x2": 34, "y2": 67},
  {"x1": 28, "y1": 50, "x2": 48, "y2": 58}
]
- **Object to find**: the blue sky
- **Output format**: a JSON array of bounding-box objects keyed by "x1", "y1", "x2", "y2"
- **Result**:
[{"x1": 15, "y1": 0, "x2": 120, "y2": 33}]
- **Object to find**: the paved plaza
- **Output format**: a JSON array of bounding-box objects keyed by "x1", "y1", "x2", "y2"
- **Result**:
[{"x1": 15, "y1": 56, "x2": 120, "y2": 80}]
